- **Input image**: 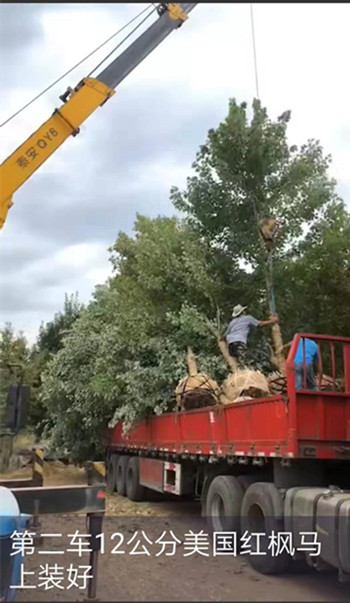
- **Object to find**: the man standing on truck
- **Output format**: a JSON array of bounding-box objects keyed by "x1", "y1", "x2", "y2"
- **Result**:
[
  {"x1": 225, "y1": 304, "x2": 278, "y2": 368},
  {"x1": 279, "y1": 336, "x2": 319, "y2": 390}
]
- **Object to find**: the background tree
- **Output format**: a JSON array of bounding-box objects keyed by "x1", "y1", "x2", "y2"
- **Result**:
[
  {"x1": 28, "y1": 293, "x2": 84, "y2": 435},
  {"x1": 0, "y1": 323, "x2": 31, "y2": 425},
  {"x1": 37, "y1": 292, "x2": 83, "y2": 355},
  {"x1": 275, "y1": 200, "x2": 350, "y2": 340},
  {"x1": 39, "y1": 219, "x2": 228, "y2": 461}
]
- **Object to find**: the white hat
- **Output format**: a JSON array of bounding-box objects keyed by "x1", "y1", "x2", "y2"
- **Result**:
[{"x1": 232, "y1": 304, "x2": 247, "y2": 318}]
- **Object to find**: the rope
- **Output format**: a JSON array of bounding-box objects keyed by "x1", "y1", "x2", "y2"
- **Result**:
[
  {"x1": 177, "y1": 373, "x2": 218, "y2": 410},
  {"x1": 0, "y1": 3, "x2": 155, "y2": 128}
]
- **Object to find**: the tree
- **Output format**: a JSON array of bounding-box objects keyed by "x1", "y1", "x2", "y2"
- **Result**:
[
  {"x1": 37, "y1": 292, "x2": 83, "y2": 355},
  {"x1": 0, "y1": 323, "x2": 30, "y2": 425},
  {"x1": 0, "y1": 322, "x2": 29, "y2": 365},
  {"x1": 171, "y1": 98, "x2": 346, "y2": 330},
  {"x1": 28, "y1": 293, "x2": 84, "y2": 435},
  {"x1": 275, "y1": 200, "x2": 350, "y2": 339},
  {"x1": 38, "y1": 219, "x2": 226, "y2": 461}
]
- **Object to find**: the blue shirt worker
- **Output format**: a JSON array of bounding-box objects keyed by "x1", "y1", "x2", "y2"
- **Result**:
[
  {"x1": 294, "y1": 337, "x2": 318, "y2": 390},
  {"x1": 225, "y1": 304, "x2": 278, "y2": 368}
]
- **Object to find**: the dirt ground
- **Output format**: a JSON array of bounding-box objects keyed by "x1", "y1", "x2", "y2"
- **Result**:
[{"x1": 3, "y1": 464, "x2": 350, "y2": 602}]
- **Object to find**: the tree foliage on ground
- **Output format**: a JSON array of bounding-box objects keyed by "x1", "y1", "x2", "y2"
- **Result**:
[{"x1": 33, "y1": 98, "x2": 350, "y2": 462}]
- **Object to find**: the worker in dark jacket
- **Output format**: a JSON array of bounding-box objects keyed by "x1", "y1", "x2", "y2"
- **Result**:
[{"x1": 225, "y1": 304, "x2": 278, "y2": 368}]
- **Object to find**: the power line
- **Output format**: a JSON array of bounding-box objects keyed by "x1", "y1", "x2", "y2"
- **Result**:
[{"x1": 0, "y1": 3, "x2": 155, "y2": 128}]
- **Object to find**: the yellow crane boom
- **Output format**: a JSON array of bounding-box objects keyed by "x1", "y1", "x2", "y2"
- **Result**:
[
  {"x1": 0, "y1": 79, "x2": 115, "y2": 227},
  {"x1": 0, "y1": 3, "x2": 196, "y2": 228}
]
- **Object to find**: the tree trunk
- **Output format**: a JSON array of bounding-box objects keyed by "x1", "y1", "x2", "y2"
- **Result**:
[
  {"x1": 217, "y1": 339, "x2": 238, "y2": 373},
  {"x1": 265, "y1": 252, "x2": 286, "y2": 376},
  {"x1": 271, "y1": 324, "x2": 286, "y2": 375},
  {"x1": 203, "y1": 316, "x2": 238, "y2": 373},
  {"x1": 187, "y1": 347, "x2": 198, "y2": 376},
  {"x1": 252, "y1": 200, "x2": 286, "y2": 377}
]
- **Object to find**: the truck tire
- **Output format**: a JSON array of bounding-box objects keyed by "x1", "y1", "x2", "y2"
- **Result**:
[
  {"x1": 126, "y1": 457, "x2": 146, "y2": 502},
  {"x1": 206, "y1": 475, "x2": 244, "y2": 536},
  {"x1": 116, "y1": 455, "x2": 129, "y2": 496},
  {"x1": 240, "y1": 482, "x2": 291, "y2": 575},
  {"x1": 106, "y1": 454, "x2": 119, "y2": 494}
]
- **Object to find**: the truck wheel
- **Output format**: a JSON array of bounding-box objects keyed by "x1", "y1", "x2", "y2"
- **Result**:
[
  {"x1": 116, "y1": 455, "x2": 129, "y2": 496},
  {"x1": 126, "y1": 457, "x2": 145, "y2": 502},
  {"x1": 106, "y1": 454, "x2": 119, "y2": 494},
  {"x1": 206, "y1": 475, "x2": 244, "y2": 536},
  {"x1": 240, "y1": 482, "x2": 291, "y2": 575}
]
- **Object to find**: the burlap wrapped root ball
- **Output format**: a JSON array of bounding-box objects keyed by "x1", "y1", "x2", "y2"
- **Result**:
[
  {"x1": 175, "y1": 373, "x2": 220, "y2": 410},
  {"x1": 220, "y1": 369, "x2": 270, "y2": 404},
  {"x1": 267, "y1": 371, "x2": 287, "y2": 395}
]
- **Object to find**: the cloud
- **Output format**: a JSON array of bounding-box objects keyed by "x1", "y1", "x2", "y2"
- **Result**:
[
  {"x1": 1, "y1": 2, "x2": 349, "y2": 344},
  {"x1": 0, "y1": 4, "x2": 43, "y2": 52},
  {"x1": 0, "y1": 240, "x2": 112, "y2": 343}
]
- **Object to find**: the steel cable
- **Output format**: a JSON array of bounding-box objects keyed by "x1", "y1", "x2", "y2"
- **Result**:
[{"x1": 0, "y1": 3, "x2": 155, "y2": 128}]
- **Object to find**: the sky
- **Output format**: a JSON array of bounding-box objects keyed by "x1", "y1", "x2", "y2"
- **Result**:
[{"x1": 1, "y1": 2, "x2": 349, "y2": 344}]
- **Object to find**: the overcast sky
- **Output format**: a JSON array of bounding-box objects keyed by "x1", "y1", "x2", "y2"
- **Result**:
[{"x1": 1, "y1": 2, "x2": 349, "y2": 344}]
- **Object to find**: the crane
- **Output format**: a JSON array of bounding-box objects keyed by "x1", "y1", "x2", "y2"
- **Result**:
[{"x1": 0, "y1": 3, "x2": 196, "y2": 229}]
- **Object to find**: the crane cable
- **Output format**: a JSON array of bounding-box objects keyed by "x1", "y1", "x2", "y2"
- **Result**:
[
  {"x1": 87, "y1": 4, "x2": 157, "y2": 77},
  {"x1": 250, "y1": 3, "x2": 283, "y2": 336},
  {"x1": 249, "y1": 5, "x2": 273, "y2": 308},
  {"x1": 250, "y1": 3, "x2": 260, "y2": 99},
  {"x1": 0, "y1": 3, "x2": 156, "y2": 128}
]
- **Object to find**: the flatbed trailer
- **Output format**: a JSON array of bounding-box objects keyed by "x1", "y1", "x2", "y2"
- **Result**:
[{"x1": 107, "y1": 334, "x2": 350, "y2": 579}]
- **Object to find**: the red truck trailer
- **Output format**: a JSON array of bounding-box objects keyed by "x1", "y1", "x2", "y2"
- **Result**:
[{"x1": 107, "y1": 333, "x2": 350, "y2": 579}]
